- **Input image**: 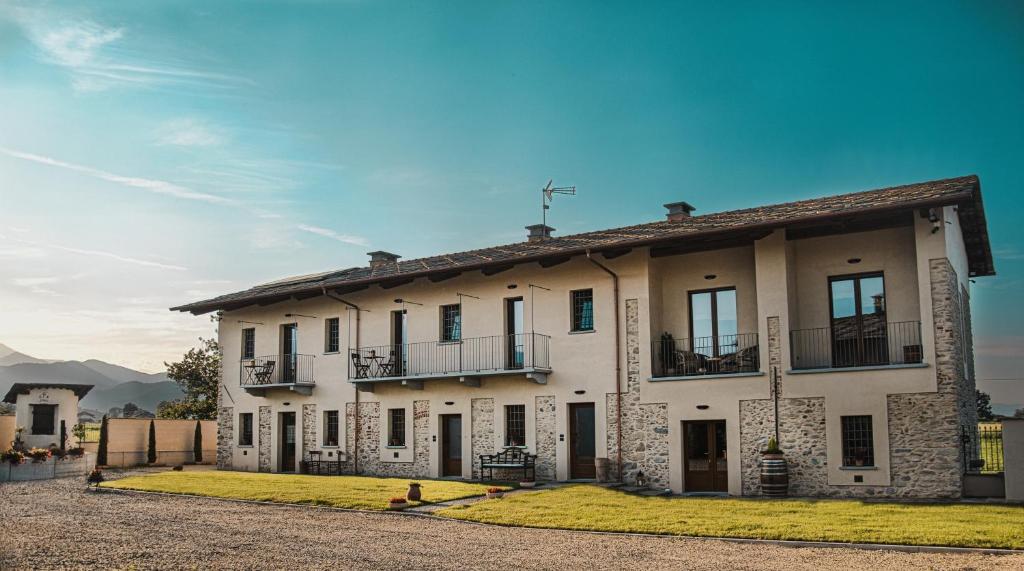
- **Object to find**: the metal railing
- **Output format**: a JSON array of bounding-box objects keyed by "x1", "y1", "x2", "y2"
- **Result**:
[
  {"x1": 961, "y1": 423, "x2": 1004, "y2": 474},
  {"x1": 789, "y1": 321, "x2": 922, "y2": 370},
  {"x1": 349, "y1": 333, "x2": 551, "y2": 380},
  {"x1": 239, "y1": 354, "x2": 316, "y2": 386},
  {"x1": 652, "y1": 333, "x2": 759, "y2": 377}
]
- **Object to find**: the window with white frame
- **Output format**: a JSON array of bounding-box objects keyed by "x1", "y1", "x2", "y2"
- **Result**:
[{"x1": 325, "y1": 318, "x2": 340, "y2": 353}]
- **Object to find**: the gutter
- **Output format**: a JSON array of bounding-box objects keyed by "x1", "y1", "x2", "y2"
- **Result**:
[
  {"x1": 586, "y1": 249, "x2": 623, "y2": 482},
  {"x1": 322, "y1": 286, "x2": 361, "y2": 475}
]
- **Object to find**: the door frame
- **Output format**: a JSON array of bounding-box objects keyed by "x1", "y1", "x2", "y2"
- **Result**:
[
  {"x1": 440, "y1": 414, "x2": 463, "y2": 477},
  {"x1": 682, "y1": 419, "x2": 728, "y2": 492},
  {"x1": 568, "y1": 402, "x2": 596, "y2": 480}
]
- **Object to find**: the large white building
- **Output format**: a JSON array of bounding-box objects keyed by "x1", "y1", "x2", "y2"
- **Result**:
[{"x1": 173, "y1": 175, "x2": 993, "y2": 497}]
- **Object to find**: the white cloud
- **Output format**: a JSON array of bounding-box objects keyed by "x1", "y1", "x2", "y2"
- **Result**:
[
  {"x1": 0, "y1": 147, "x2": 233, "y2": 205},
  {"x1": 155, "y1": 118, "x2": 226, "y2": 147},
  {"x1": 1, "y1": 235, "x2": 187, "y2": 271},
  {"x1": 296, "y1": 224, "x2": 370, "y2": 247},
  {"x1": 12, "y1": 277, "x2": 59, "y2": 287}
]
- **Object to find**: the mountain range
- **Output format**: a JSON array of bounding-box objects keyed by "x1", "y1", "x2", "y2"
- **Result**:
[{"x1": 0, "y1": 343, "x2": 183, "y2": 413}]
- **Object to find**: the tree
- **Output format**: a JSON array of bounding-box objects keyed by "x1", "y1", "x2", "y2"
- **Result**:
[
  {"x1": 123, "y1": 402, "x2": 141, "y2": 418},
  {"x1": 193, "y1": 421, "x2": 203, "y2": 464},
  {"x1": 72, "y1": 423, "x2": 87, "y2": 448},
  {"x1": 159, "y1": 338, "x2": 221, "y2": 420},
  {"x1": 976, "y1": 389, "x2": 994, "y2": 421},
  {"x1": 97, "y1": 415, "x2": 109, "y2": 466},
  {"x1": 147, "y1": 420, "x2": 157, "y2": 464}
]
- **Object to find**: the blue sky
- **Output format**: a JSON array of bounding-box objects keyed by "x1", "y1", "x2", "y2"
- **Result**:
[{"x1": 0, "y1": 2, "x2": 1021, "y2": 403}]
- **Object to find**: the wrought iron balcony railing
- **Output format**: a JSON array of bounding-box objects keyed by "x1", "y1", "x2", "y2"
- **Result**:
[
  {"x1": 789, "y1": 320, "x2": 923, "y2": 370},
  {"x1": 652, "y1": 333, "x2": 760, "y2": 378},
  {"x1": 349, "y1": 333, "x2": 551, "y2": 380},
  {"x1": 240, "y1": 354, "x2": 316, "y2": 386}
]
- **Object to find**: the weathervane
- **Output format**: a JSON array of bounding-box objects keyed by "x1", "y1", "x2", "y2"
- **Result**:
[{"x1": 541, "y1": 179, "x2": 576, "y2": 231}]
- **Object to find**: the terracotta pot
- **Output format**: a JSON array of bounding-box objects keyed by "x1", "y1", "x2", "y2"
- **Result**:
[
  {"x1": 407, "y1": 483, "x2": 422, "y2": 502},
  {"x1": 486, "y1": 491, "x2": 504, "y2": 499},
  {"x1": 388, "y1": 500, "x2": 407, "y2": 509}
]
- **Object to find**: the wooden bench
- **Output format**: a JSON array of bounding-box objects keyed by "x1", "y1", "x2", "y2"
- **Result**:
[{"x1": 479, "y1": 448, "x2": 536, "y2": 482}]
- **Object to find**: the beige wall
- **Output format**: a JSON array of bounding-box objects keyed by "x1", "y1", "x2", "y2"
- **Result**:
[
  {"x1": 12, "y1": 388, "x2": 80, "y2": 449},
  {"x1": 105, "y1": 418, "x2": 216, "y2": 455},
  {"x1": 0, "y1": 415, "x2": 14, "y2": 449}
]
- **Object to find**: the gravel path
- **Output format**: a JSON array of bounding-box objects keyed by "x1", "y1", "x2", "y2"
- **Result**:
[{"x1": 1, "y1": 471, "x2": 1021, "y2": 570}]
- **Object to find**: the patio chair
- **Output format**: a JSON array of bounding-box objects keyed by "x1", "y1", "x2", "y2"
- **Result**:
[
  {"x1": 253, "y1": 361, "x2": 275, "y2": 384},
  {"x1": 350, "y1": 353, "x2": 370, "y2": 379}
]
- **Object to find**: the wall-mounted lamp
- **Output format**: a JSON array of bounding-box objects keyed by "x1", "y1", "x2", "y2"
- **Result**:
[
  {"x1": 696, "y1": 404, "x2": 709, "y2": 410},
  {"x1": 847, "y1": 258, "x2": 862, "y2": 264},
  {"x1": 506, "y1": 284, "x2": 518, "y2": 290},
  {"x1": 703, "y1": 274, "x2": 716, "y2": 280},
  {"x1": 574, "y1": 390, "x2": 586, "y2": 395},
  {"x1": 444, "y1": 401, "x2": 454, "y2": 406}
]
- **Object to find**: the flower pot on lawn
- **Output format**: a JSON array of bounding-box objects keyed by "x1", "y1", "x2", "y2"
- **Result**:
[
  {"x1": 486, "y1": 487, "x2": 504, "y2": 499},
  {"x1": 519, "y1": 481, "x2": 536, "y2": 488},
  {"x1": 407, "y1": 482, "x2": 422, "y2": 502},
  {"x1": 388, "y1": 497, "x2": 408, "y2": 510}
]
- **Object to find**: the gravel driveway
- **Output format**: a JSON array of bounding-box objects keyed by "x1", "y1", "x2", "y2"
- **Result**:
[{"x1": 1, "y1": 470, "x2": 1021, "y2": 570}]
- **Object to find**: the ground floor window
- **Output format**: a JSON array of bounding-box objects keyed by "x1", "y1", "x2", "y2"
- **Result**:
[
  {"x1": 324, "y1": 410, "x2": 339, "y2": 446},
  {"x1": 841, "y1": 415, "x2": 874, "y2": 467},
  {"x1": 239, "y1": 413, "x2": 253, "y2": 446},
  {"x1": 31, "y1": 404, "x2": 56, "y2": 435},
  {"x1": 505, "y1": 404, "x2": 526, "y2": 447},
  {"x1": 388, "y1": 409, "x2": 406, "y2": 447}
]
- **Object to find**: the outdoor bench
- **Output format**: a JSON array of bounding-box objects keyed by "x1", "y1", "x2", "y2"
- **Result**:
[{"x1": 479, "y1": 448, "x2": 536, "y2": 482}]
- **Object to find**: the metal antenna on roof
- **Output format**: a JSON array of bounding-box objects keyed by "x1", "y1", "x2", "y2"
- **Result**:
[{"x1": 541, "y1": 179, "x2": 576, "y2": 233}]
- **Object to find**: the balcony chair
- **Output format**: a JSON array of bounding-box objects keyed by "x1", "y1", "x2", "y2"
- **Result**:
[{"x1": 350, "y1": 353, "x2": 370, "y2": 379}]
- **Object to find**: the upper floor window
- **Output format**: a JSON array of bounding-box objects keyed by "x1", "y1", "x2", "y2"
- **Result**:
[
  {"x1": 241, "y1": 328, "x2": 255, "y2": 360},
  {"x1": 239, "y1": 413, "x2": 254, "y2": 446},
  {"x1": 323, "y1": 410, "x2": 339, "y2": 446},
  {"x1": 689, "y1": 288, "x2": 737, "y2": 356},
  {"x1": 388, "y1": 408, "x2": 406, "y2": 447},
  {"x1": 841, "y1": 415, "x2": 874, "y2": 467},
  {"x1": 505, "y1": 404, "x2": 526, "y2": 447},
  {"x1": 324, "y1": 318, "x2": 340, "y2": 353},
  {"x1": 441, "y1": 304, "x2": 461, "y2": 342},
  {"x1": 829, "y1": 273, "x2": 887, "y2": 367},
  {"x1": 571, "y1": 289, "x2": 594, "y2": 332}
]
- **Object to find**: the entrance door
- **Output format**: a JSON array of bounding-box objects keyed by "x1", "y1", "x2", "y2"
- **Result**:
[
  {"x1": 281, "y1": 323, "x2": 297, "y2": 382},
  {"x1": 392, "y1": 310, "x2": 407, "y2": 376},
  {"x1": 505, "y1": 297, "x2": 524, "y2": 369},
  {"x1": 280, "y1": 412, "x2": 297, "y2": 472},
  {"x1": 569, "y1": 403, "x2": 596, "y2": 479},
  {"x1": 683, "y1": 420, "x2": 728, "y2": 492},
  {"x1": 441, "y1": 414, "x2": 462, "y2": 477}
]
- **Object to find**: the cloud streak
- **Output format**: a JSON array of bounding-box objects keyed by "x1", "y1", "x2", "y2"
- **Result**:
[
  {"x1": 296, "y1": 224, "x2": 370, "y2": 247},
  {"x1": 155, "y1": 118, "x2": 226, "y2": 147},
  {"x1": 0, "y1": 234, "x2": 187, "y2": 271}
]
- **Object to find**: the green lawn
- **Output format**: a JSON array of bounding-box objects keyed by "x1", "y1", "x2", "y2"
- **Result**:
[
  {"x1": 102, "y1": 471, "x2": 506, "y2": 511},
  {"x1": 438, "y1": 485, "x2": 1024, "y2": 549}
]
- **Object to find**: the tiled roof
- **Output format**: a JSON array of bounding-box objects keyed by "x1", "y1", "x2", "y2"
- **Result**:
[
  {"x1": 2, "y1": 383, "x2": 94, "y2": 403},
  {"x1": 172, "y1": 175, "x2": 993, "y2": 314}
]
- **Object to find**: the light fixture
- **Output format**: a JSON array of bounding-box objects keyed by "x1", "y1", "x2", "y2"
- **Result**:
[
  {"x1": 704, "y1": 274, "x2": 716, "y2": 280},
  {"x1": 507, "y1": 284, "x2": 518, "y2": 290},
  {"x1": 445, "y1": 401, "x2": 454, "y2": 406},
  {"x1": 574, "y1": 390, "x2": 586, "y2": 395},
  {"x1": 696, "y1": 404, "x2": 709, "y2": 410},
  {"x1": 847, "y1": 258, "x2": 861, "y2": 264}
]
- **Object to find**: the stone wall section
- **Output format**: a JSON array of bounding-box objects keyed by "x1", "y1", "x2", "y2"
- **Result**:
[
  {"x1": 347, "y1": 400, "x2": 431, "y2": 478},
  {"x1": 470, "y1": 398, "x2": 495, "y2": 480},
  {"x1": 636, "y1": 403, "x2": 669, "y2": 488},
  {"x1": 216, "y1": 406, "x2": 233, "y2": 470},
  {"x1": 301, "y1": 404, "x2": 317, "y2": 461},
  {"x1": 534, "y1": 395, "x2": 557, "y2": 480},
  {"x1": 257, "y1": 405, "x2": 271, "y2": 472}
]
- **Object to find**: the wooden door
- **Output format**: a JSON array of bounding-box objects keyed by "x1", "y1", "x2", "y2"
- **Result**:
[
  {"x1": 569, "y1": 403, "x2": 596, "y2": 479},
  {"x1": 441, "y1": 414, "x2": 462, "y2": 477},
  {"x1": 281, "y1": 323, "x2": 297, "y2": 382},
  {"x1": 683, "y1": 420, "x2": 728, "y2": 492},
  {"x1": 505, "y1": 297, "x2": 524, "y2": 369},
  {"x1": 280, "y1": 412, "x2": 297, "y2": 472}
]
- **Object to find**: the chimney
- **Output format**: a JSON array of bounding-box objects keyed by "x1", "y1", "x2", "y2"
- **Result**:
[
  {"x1": 664, "y1": 201, "x2": 696, "y2": 221},
  {"x1": 367, "y1": 251, "x2": 401, "y2": 269},
  {"x1": 525, "y1": 224, "x2": 555, "y2": 243}
]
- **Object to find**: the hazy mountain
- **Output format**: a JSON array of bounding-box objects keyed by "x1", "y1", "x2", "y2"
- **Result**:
[
  {"x1": 0, "y1": 361, "x2": 122, "y2": 391},
  {"x1": 80, "y1": 359, "x2": 170, "y2": 384},
  {"x1": 82, "y1": 381, "x2": 184, "y2": 412},
  {"x1": 0, "y1": 343, "x2": 54, "y2": 366}
]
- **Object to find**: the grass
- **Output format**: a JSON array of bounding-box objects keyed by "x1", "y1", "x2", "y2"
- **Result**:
[
  {"x1": 102, "y1": 471, "x2": 507, "y2": 511},
  {"x1": 438, "y1": 485, "x2": 1024, "y2": 549}
]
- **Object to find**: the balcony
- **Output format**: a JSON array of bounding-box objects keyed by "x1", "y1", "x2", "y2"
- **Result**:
[
  {"x1": 349, "y1": 333, "x2": 551, "y2": 390},
  {"x1": 789, "y1": 320, "x2": 923, "y2": 371},
  {"x1": 652, "y1": 333, "x2": 760, "y2": 378},
  {"x1": 240, "y1": 354, "x2": 316, "y2": 395}
]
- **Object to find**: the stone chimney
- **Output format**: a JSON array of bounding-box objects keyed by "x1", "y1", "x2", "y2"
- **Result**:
[
  {"x1": 367, "y1": 251, "x2": 401, "y2": 269},
  {"x1": 664, "y1": 201, "x2": 696, "y2": 221},
  {"x1": 526, "y1": 224, "x2": 556, "y2": 243}
]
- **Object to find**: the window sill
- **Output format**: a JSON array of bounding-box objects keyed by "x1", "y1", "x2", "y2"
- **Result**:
[
  {"x1": 649, "y1": 372, "x2": 764, "y2": 382},
  {"x1": 503, "y1": 445, "x2": 528, "y2": 450},
  {"x1": 839, "y1": 466, "x2": 878, "y2": 471},
  {"x1": 323, "y1": 351, "x2": 340, "y2": 356},
  {"x1": 237, "y1": 445, "x2": 254, "y2": 449},
  {"x1": 568, "y1": 329, "x2": 596, "y2": 335},
  {"x1": 320, "y1": 445, "x2": 340, "y2": 449},
  {"x1": 788, "y1": 363, "x2": 928, "y2": 375},
  {"x1": 385, "y1": 445, "x2": 407, "y2": 450}
]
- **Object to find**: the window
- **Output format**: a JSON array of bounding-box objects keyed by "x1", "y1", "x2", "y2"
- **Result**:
[
  {"x1": 841, "y1": 415, "x2": 874, "y2": 467},
  {"x1": 830, "y1": 273, "x2": 887, "y2": 367},
  {"x1": 505, "y1": 404, "x2": 526, "y2": 447},
  {"x1": 441, "y1": 304, "x2": 461, "y2": 342},
  {"x1": 689, "y1": 288, "x2": 737, "y2": 356},
  {"x1": 323, "y1": 410, "x2": 339, "y2": 446},
  {"x1": 31, "y1": 404, "x2": 56, "y2": 435},
  {"x1": 241, "y1": 328, "x2": 255, "y2": 360},
  {"x1": 388, "y1": 408, "x2": 406, "y2": 447},
  {"x1": 324, "y1": 318, "x2": 340, "y2": 353},
  {"x1": 239, "y1": 413, "x2": 253, "y2": 446},
  {"x1": 571, "y1": 289, "x2": 594, "y2": 332}
]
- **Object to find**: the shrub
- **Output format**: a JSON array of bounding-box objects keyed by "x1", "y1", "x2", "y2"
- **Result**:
[
  {"x1": 193, "y1": 421, "x2": 203, "y2": 464},
  {"x1": 1, "y1": 449, "x2": 25, "y2": 465},
  {"x1": 27, "y1": 447, "x2": 51, "y2": 463},
  {"x1": 97, "y1": 415, "x2": 109, "y2": 466},
  {"x1": 147, "y1": 420, "x2": 157, "y2": 464},
  {"x1": 87, "y1": 468, "x2": 104, "y2": 486},
  {"x1": 67, "y1": 447, "x2": 85, "y2": 457}
]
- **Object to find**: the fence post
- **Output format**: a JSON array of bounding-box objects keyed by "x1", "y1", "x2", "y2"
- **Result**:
[{"x1": 1004, "y1": 420, "x2": 1024, "y2": 502}]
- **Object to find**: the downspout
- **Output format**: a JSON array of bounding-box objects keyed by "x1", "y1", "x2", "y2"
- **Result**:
[
  {"x1": 585, "y1": 249, "x2": 622, "y2": 482},
  {"x1": 322, "y1": 286, "x2": 361, "y2": 474}
]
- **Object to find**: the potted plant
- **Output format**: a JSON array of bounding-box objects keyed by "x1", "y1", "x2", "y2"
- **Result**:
[
  {"x1": 387, "y1": 496, "x2": 408, "y2": 510},
  {"x1": 87, "y1": 468, "x2": 105, "y2": 488},
  {"x1": 49, "y1": 445, "x2": 68, "y2": 460},
  {"x1": 1, "y1": 448, "x2": 25, "y2": 465},
  {"x1": 759, "y1": 436, "x2": 789, "y2": 497},
  {"x1": 27, "y1": 447, "x2": 51, "y2": 463},
  {"x1": 407, "y1": 482, "x2": 422, "y2": 502},
  {"x1": 67, "y1": 447, "x2": 85, "y2": 458},
  {"x1": 519, "y1": 480, "x2": 537, "y2": 488},
  {"x1": 485, "y1": 487, "x2": 504, "y2": 499}
]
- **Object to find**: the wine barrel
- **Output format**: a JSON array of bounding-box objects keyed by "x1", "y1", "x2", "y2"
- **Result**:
[{"x1": 760, "y1": 453, "x2": 789, "y2": 497}]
